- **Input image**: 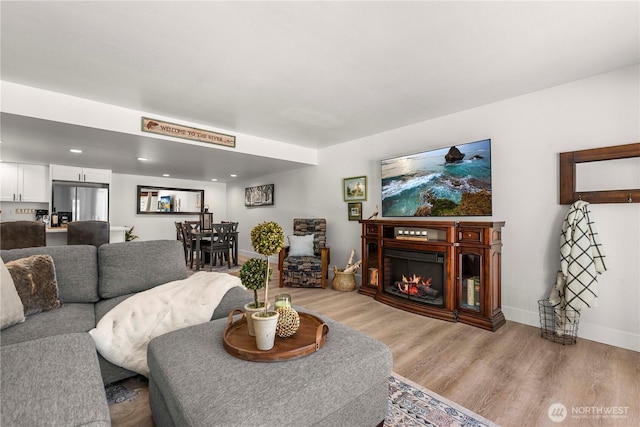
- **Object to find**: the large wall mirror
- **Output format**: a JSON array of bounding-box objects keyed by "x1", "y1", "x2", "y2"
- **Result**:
[{"x1": 137, "y1": 186, "x2": 204, "y2": 214}]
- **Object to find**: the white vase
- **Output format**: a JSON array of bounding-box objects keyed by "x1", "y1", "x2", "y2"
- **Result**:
[
  {"x1": 252, "y1": 310, "x2": 279, "y2": 351},
  {"x1": 244, "y1": 302, "x2": 269, "y2": 336}
]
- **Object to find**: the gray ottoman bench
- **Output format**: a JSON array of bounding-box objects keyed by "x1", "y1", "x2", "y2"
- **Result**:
[
  {"x1": 148, "y1": 311, "x2": 393, "y2": 427},
  {"x1": 0, "y1": 333, "x2": 110, "y2": 427}
]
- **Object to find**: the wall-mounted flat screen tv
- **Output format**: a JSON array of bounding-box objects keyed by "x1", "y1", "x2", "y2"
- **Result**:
[{"x1": 381, "y1": 139, "x2": 492, "y2": 217}]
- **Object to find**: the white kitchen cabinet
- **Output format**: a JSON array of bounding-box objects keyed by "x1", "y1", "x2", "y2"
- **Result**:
[
  {"x1": 50, "y1": 164, "x2": 111, "y2": 184},
  {"x1": 0, "y1": 163, "x2": 19, "y2": 201},
  {"x1": 0, "y1": 163, "x2": 50, "y2": 202}
]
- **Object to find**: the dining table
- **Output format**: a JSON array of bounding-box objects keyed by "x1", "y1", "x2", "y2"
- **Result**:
[{"x1": 189, "y1": 227, "x2": 239, "y2": 271}]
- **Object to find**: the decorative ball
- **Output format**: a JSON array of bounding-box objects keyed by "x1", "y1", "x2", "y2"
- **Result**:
[{"x1": 276, "y1": 306, "x2": 300, "y2": 338}]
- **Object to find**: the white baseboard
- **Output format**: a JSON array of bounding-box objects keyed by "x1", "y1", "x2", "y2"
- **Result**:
[{"x1": 503, "y1": 305, "x2": 639, "y2": 352}]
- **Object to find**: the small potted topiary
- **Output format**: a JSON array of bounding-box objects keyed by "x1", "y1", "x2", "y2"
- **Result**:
[
  {"x1": 239, "y1": 257, "x2": 272, "y2": 336},
  {"x1": 246, "y1": 221, "x2": 284, "y2": 350}
]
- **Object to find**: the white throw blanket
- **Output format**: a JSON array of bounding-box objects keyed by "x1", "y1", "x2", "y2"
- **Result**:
[
  {"x1": 549, "y1": 200, "x2": 606, "y2": 334},
  {"x1": 89, "y1": 272, "x2": 244, "y2": 377}
]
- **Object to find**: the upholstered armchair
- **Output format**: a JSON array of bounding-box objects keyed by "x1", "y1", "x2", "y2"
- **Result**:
[{"x1": 278, "y1": 218, "x2": 330, "y2": 288}]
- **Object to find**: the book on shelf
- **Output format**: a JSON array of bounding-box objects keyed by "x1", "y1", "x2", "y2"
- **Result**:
[
  {"x1": 159, "y1": 195, "x2": 171, "y2": 212},
  {"x1": 369, "y1": 268, "x2": 378, "y2": 287},
  {"x1": 474, "y1": 276, "x2": 481, "y2": 307},
  {"x1": 466, "y1": 277, "x2": 475, "y2": 306}
]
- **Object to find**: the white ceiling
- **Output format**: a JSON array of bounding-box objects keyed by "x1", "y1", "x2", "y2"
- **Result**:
[{"x1": 1, "y1": 1, "x2": 638, "y2": 182}]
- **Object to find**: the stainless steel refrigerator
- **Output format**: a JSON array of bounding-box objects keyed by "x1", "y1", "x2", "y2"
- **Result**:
[{"x1": 52, "y1": 181, "x2": 109, "y2": 222}]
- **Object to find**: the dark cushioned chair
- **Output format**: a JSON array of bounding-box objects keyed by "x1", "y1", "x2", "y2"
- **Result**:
[
  {"x1": 203, "y1": 223, "x2": 233, "y2": 269},
  {"x1": 278, "y1": 218, "x2": 330, "y2": 288},
  {"x1": 67, "y1": 221, "x2": 109, "y2": 247},
  {"x1": 176, "y1": 221, "x2": 209, "y2": 269},
  {"x1": 222, "y1": 221, "x2": 239, "y2": 266},
  {"x1": 0, "y1": 221, "x2": 46, "y2": 250}
]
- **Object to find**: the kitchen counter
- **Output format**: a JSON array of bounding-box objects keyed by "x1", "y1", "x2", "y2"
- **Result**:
[{"x1": 46, "y1": 225, "x2": 129, "y2": 246}]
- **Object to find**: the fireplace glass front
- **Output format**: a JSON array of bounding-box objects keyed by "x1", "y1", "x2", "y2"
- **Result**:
[{"x1": 383, "y1": 248, "x2": 446, "y2": 307}]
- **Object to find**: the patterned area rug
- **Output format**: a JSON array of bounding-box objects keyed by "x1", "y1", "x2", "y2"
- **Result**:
[
  {"x1": 105, "y1": 376, "x2": 146, "y2": 405},
  {"x1": 106, "y1": 382, "x2": 139, "y2": 405},
  {"x1": 106, "y1": 372, "x2": 498, "y2": 427},
  {"x1": 387, "y1": 373, "x2": 499, "y2": 427}
]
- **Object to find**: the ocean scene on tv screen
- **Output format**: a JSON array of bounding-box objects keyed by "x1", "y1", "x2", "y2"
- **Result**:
[{"x1": 381, "y1": 139, "x2": 492, "y2": 217}]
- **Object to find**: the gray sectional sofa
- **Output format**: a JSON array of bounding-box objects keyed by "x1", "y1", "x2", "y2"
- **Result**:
[{"x1": 0, "y1": 239, "x2": 252, "y2": 427}]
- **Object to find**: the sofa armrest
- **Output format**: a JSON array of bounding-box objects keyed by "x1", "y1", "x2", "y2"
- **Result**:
[{"x1": 211, "y1": 287, "x2": 252, "y2": 320}]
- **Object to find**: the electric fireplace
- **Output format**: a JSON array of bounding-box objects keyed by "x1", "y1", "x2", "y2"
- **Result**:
[
  {"x1": 359, "y1": 219, "x2": 506, "y2": 331},
  {"x1": 383, "y1": 248, "x2": 446, "y2": 307}
]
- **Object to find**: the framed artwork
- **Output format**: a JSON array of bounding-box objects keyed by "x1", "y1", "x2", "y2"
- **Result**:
[
  {"x1": 245, "y1": 184, "x2": 275, "y2": 207},
  {"x1": 348, "y1": 202, "x2": 362, "y2": 221},
  {"x1": 343, "y1": 176, "x2": 367, "y2": 201}
]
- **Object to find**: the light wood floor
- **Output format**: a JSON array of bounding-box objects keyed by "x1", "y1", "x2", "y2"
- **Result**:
[{"x1": 110, "y1": 264, "x2": 640, "y2": 427}]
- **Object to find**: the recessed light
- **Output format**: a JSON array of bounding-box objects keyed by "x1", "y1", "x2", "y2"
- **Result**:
[
  {"x1": 230, "y1": 174, "x2": 237, "y2": 178},
  {"x1": 70, "y1": 149, "x2": 82, "y2": 153},
  {"x1": 211, "y1": 178, "x2": 218, "y2": 182},
  {"x1": 162, "y1": 174, "x2": 170, "y2": 177},
  {"x1": 137, "y1": 157, "x2": 148, "y2": 161}
]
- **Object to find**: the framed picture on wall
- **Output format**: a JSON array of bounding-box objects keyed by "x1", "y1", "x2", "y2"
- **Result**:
[
  {"x1": 343, "y1": 176, "x2": 367, "y2": 201},
  {"x1": 348, "y1": 202, "x2": 362, "y2": 221},
  {"x1": 245, "y1": 184, "x2": 275, "y2": 207}
]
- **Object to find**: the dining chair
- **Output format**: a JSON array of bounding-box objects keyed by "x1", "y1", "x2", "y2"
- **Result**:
[
  {"x1": 184, "y1": 221, "x2": 200, "y2": 232},
  {"x1": 204, "y1": 223, "x2": 233, "y2": 269},
  {"x1": 182, "y1": 222, "x2": 211, "y2": 269},
  {"x1": 180, "y1": 222, "x2": 194, "y2": 268},
  {"x1": 0, "y1": 221, "x2": 46, "y2": 250},
  {"x1": 67, "y1": 221, "x2": 109, "y2": 247},
  {"x1": 175, "y1": 221, "x2": 190, "y2": 265},
  {"x1": 223, "y1": 221, "x2": 239, "y2": 265}
]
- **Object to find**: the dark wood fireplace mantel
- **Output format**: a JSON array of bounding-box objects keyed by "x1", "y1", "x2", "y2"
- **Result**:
[{"x1": 359, "y1": 219, "x2": 505, "y2": 331}]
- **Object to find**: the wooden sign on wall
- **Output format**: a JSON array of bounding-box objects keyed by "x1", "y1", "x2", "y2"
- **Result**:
[{"x1": 142, "y1": 117, "x2": 235, "y2": 148}]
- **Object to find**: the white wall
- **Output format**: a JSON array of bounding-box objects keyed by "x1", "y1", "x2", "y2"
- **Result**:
[
  {"x1": 228, "y1": 65, "x2": 640, "y2": 351},
  {"x1": 0, "y1": 201, "x2": 49, "y2": 222},
  {"x1": 109, "y1": 173, "x2": 227, "y2": 241},
  {"x1": 1, "y1": 81, "x2": 318, "y2": 165}
]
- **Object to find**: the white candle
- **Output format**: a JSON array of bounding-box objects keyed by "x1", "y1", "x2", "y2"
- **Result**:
[{"x1": 274, "y1": 294, "x2": 291, "y2": 308}]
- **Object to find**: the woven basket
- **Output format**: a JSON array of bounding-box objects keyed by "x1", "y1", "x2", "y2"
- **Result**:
[{"x1": 332, "y1": 270, "x2": 357, "y2": 292}]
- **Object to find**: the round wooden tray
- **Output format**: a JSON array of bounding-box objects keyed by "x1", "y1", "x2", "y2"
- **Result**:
[{"x1": 222, "y1": 309, "x2": 329, "y2": 362}]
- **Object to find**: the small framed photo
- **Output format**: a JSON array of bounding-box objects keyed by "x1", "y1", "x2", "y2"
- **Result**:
[
  {"x1": 343, "y1": 176, "x2": 367, "y2": 201},
  {"x1": 348, "y1": 202, "x2": 362, "y2": 221}
]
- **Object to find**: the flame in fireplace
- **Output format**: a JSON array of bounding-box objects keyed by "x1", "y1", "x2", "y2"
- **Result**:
[
  {"x1": 397, "y1": 274, "x2": 432, "y2": 295},
  {"x1": 402, "y1": 274, "x2": 432, "y2": 286}
]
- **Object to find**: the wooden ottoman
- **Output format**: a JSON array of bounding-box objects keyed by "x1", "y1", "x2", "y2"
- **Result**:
[{"x1": 147, "y1": 311, "x2": 392, "y2": 427}]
